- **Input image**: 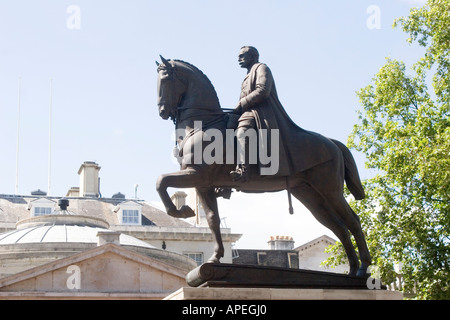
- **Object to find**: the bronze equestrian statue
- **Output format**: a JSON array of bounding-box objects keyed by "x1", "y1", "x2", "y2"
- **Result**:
[
  {"x1": 230, "y1": 46, "x2": 318, "y2": 182},
  {"x1": 155, "y1": 48, "x2": 371, "y2": 277}
]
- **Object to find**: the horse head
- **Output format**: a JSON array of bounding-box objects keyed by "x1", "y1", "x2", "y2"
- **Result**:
[
  {"x1": 156, "y1": 55, "x2": 187, "y2": 121},
  {"x1": 156, "y1": 56, "x2": 221, "y2": 123}
]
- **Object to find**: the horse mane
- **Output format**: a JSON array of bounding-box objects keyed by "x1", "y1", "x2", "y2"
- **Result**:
[{"x1": 172, "y1": 59, "x2": 221, "y2": 107}]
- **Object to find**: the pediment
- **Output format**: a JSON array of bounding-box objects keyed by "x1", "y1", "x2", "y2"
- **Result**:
[
  {"x1": 113, "y1": 200, "x2": 143, "y2": 211},
  {"x1": 0, "y1": 243, "x2": 188, "y2": 296},
  {"x1": 294, "y1": 235, "x2": 337, "y2": 252}
]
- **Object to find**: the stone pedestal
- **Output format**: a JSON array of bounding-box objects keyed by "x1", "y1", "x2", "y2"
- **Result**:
[
  {"x1": 186, "y1": 263, "x2": 379, "y2": 289},
  {"x1": 165, "y1": 287, "x2": 403, "y2": 300},
  {"x1": 174, "y1": 263, "x2": 403, "y2": 300}
]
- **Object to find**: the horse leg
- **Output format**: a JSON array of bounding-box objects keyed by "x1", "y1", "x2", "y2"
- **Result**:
[
  {"x1": 196, "y1": 187, "x2": 224, "y2": 263},
  {"x1": 156, "y1": 169, "x2": 204, "y2": 218},
  {"x1": 335, "y1": 198, "x2": 371, "y2": 277},
  {"x1": 290, "y1": 184, "x2": 361, "y2": 276}
]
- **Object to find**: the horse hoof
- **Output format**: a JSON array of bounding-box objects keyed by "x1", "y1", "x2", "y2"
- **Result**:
[
  {"x1": 167, "y1": 205, "x2": 196, "y2": 219},
  {"x1": 356, "y1": 262, "x2": 371, "y2": 278},
  {"x1": 356, "y1": 268, "x2": 370, "y2": 278},
  {"x1": 206, "y1": 258, "x2": 220, "y2": 264},
  {"x1": 206, "y1": 256, "x2": 221, "y2": 264},
  {"x1": 179, "y1": 205, "x2": 196, "y2": 218},
  {"x1": 348, "y1": 266, "x2": 359, "y2": 277},
  {"x1": 206, "y1": 251, "x2": 223, "y2": 264}
]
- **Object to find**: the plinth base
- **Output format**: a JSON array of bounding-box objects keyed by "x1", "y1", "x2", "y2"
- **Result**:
[
  {"x1": 164, "y1": 287, "x2": 403, "y2": 300},
  {"x1": 186, "y1": 263, "x2": 380, "y2": 289}
]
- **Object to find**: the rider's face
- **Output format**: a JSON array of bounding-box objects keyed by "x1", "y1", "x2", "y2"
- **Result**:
[{"x1": 238, "y1": 49, "x2": 255, "y2": 69}]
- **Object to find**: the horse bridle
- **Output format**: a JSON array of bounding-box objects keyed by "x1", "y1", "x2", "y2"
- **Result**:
[{"x1": 158, "y1": 58, "x2": 238, "y2": 161}]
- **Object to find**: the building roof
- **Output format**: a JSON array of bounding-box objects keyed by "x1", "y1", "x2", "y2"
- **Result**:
[
  {"x1": 294, "y1": 235, "x2": 337, "y2": 252},
  {"x1": 0, "y1": 206, "x2": 198, "y2": 279},
  {"x1": 0, "y1": 194, "x2": 193, "y2": 229},
  {"x1": 0, "y1": 222, "x2": 154, "y2": 248}
]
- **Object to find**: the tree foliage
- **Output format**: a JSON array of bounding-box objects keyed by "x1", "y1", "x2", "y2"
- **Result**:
[{"x1": 324, "y1": 0, "x2": 449, "y2": 299}]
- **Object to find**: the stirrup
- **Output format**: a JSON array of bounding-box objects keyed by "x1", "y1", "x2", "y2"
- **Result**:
[
  {"x1": 215, "y1": 188, "x2": 232, "y2": 199},
  {"x1": 230, "y1": 165, "x2": 248, "y2": 182}
]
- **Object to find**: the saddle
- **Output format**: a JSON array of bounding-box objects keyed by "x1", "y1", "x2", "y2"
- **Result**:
[{"x1": 225, "y1": 113, "x2": 240, "y2": 130}]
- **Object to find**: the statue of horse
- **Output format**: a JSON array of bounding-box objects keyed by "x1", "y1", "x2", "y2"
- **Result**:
[{"x1": 155, "y1": 56, "x2": 371, "y2": 277}]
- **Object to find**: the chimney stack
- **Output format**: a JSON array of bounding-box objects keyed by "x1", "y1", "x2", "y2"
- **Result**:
[
  {"x1": 78, "y1": 161, "x2": 101, "y2": 198},
  {"x1": 97, "y1": 231, "x2": 121, "y2": 246},
  {"x1": 268, "y1": 236, "x2": 295, "y2": 250},
  {"x1": 171, "y1": 191, "x2": 187, "y2": 210}
]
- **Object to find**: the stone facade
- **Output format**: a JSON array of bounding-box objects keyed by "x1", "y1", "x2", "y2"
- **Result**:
[
  {"x1": 0, "y1": 161, "x2": 361, "y2": 299},
  {"x1": 294, "y1": 235, "x2": 348, "y2": 273},
  {"x1": 0, "y1": 243, "x2": 191, "y2": 299},
  {"x1": 0, "y1": 193, "x2": 241, "y2": 268}
]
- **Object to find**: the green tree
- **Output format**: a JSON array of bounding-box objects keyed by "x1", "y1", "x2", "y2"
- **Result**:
[{"x1": 324, "y1": 0, "x2": 449, "y2": 299}]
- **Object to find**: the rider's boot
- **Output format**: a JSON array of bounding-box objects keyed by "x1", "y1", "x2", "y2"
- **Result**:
[
  {"x1": 215, "y1": 188, "x2": 233, "y2": 199},
  {"x1": 230, "y1": 164, "x2": 248, "y2": 182},
  {"x1": 230, "y1": 124, "x2": 252, "y2": 182}
]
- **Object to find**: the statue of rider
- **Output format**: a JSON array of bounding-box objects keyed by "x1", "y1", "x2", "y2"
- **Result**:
[{"x1": 230, "y1": 46, "x2": 293, "y2": 181}]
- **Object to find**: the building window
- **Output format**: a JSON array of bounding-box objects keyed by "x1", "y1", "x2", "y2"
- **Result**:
[
  {"x1": 288, "y1": 252, "x2": 299, "y2": 269},
  {"x1": 28, "y1": 198, "x2": 56, "y2": 217},
  {"x1": 34, "y1": 207, "x2": 52, "y2": 216},
  {"x1": 122, "y1": 209, "x2": 139, "y2": 224},
  {"x1": 114, "y1": 201, "x2": 143, "y2": 225},
  {"x1": 257, "y1": 252, "x2": 267, "y2": 266},
  {"x1": 184, "y1": 252, "x2": 204, "y2": 266}
]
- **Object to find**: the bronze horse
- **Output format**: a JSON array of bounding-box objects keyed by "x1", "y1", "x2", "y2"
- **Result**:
[{"x1": 156, "y1": 56, "x2": 371, "y2": 277}]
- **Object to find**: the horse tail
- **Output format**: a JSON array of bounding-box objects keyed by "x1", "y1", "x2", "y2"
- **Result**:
[{"x1": 331, "y1": 139, "x2": 365, "y2": 200}]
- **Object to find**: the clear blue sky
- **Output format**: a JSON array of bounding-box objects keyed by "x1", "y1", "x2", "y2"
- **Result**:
[{"x1": 0, "y1": 0, "x2": 427, "y2": 248}]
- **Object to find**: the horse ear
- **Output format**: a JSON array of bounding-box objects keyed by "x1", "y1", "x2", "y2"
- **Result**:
[
  {"x1": 159, "y1": 55, "x2": 172, "y2": 69},
  {"x1": 155, "y1": 60, "x2": 160, "y2": 67}
]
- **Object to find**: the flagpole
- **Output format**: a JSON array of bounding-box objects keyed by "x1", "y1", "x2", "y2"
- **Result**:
[
  {"x1": 15, "y1": 77, "x2": 21, "y2": 195},
  {"x1": 48, "y1": 78, "x2": 52, "y2": 196}
]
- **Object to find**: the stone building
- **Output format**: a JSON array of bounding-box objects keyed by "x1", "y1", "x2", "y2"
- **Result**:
[
  {"x1": 0, "y1": 161, "x2": 241, "y2": 299},
  {"x1": 232, "y1": 235, "x2": 348, "y2": 273},
  {"x1": 0, "y1": 161, "x2": 353, "y2": 299},
  {"x1": 294, "y1": 235, "x2": 348, "y2": 274},
  {"x1": 0, "y1": 210, "x2": 196, "y2": 299},
  {"x1": 233, "y1": 236, "x2": 299, "y2": 269},
  {"x1": 0, "y1": 162, "x2": 241, "y2": 267}
]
